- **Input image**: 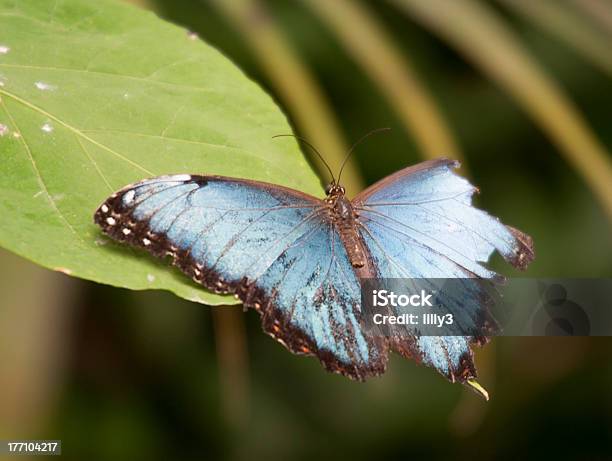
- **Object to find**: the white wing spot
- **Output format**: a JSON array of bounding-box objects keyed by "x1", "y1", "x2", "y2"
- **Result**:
[
  {"x1": 122, "y1": 228, "x2": 131, "y2": 235},
  {"x1": 41, "y1": 123, "x2": 54, "y2": 133},
  {"x1": 0, "y1": 124, "x2": 8, "y2": 137},
  {"x1": 101, "y1": 204, "x2": 109, "y2": 213},
  {"x1": 171, "y1": 174, "x2": 192, "y2": 181},
  {"x1": 0, "y1": 45, "x2": 9, "y2": 54},
  {"x1": 35, "y1": 81, "x2": 56, "y2": 91},
  {"x1": 142, "y1": 238, "x2": 151, "y2": 246},
  {"x1": 123, "y1": 190, "x2": 136, "y2": 203},
  {"x1": 106, "y1": 217, "x2": 116, "y2": 225},
  {"x1": 147, "y1": 274, "x2": 155, "y2": 283}
]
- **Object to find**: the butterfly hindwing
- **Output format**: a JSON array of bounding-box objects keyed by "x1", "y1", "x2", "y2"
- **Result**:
[
  {"x1": 254, "y1": 218, "x2": 387, "y2": 378},
  {"x1": 95, "y1": 175, "x2": 387, "y2": 380}
]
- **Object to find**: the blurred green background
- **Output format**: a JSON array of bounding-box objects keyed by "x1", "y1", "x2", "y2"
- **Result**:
[{"x1": 1, "y1": 0, "x2": 612, "y2": 459}]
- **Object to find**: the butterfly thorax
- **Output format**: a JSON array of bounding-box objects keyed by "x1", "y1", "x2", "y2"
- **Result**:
[{"x1": 326, "y1": 191, "x2": 366, "y2": 268}]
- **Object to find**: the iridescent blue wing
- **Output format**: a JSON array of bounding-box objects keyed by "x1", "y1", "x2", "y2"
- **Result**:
[
  {"x1": 353, "y1": 159, "x2": 534, "y2": 383},
  {"x1": 95, "y1": 175, "x2": 387, "y2": 380}
]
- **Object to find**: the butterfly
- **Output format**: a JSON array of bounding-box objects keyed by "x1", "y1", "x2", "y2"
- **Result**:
[{"x1": 94, "y1": 157, "x2": 534, "y2": 397}]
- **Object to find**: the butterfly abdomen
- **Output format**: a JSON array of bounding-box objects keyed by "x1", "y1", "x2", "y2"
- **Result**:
[{"x1": 329, "y1": 195, "x2": 367, "y2": 268}]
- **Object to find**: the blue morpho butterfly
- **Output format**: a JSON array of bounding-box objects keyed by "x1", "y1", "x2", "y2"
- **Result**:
[{"x1": 94, "y1": 133, "x2": 534, "y2": 398}]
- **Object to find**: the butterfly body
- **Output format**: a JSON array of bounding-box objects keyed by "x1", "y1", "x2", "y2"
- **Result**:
[
  {"x1": 94, "y1": 159, "x2": 534, "y2": 388},
  {"x1": 325, "y1": 188, "x2": 368, "y2": 268}
]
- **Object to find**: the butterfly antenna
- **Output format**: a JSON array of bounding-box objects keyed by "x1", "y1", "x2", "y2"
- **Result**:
[
  {"x1": 272, "y1": 134, "x2": 336, "y2": 184},
  {"x1": 337, "y1": 127, "x2": 391, "y2": 185}
]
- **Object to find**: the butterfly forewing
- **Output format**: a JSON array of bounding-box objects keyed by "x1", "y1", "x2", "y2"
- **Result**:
[{"x1": 95, "y1": 174, "x2": 387, "y2": 380}]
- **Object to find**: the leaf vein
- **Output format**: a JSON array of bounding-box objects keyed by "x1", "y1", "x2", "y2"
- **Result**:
[
  {"x1": 0, "y1": 88, "x2": 153, "y2": 176},
  {"x1": 0, "y1": 98, "x2": 85, "y2": 243},
  {"x1": 74, "y1": 135, "x2": 114, "y2": 192},
  {"x1": 0, "y1": 63, "x2": 219, "y2": 93}
]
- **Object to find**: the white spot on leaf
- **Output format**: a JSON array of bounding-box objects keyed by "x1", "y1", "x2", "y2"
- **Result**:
[
  {"x1": 187, "y1": 31, "x2": 198, "y2": 41},
  {"x1": 0, "y1": 45, "x2": 9, "y2": 54},
  {"x1": 52, "y1": 193, "x2": 65, "y2": 202},
  {"x1": 35, "y1": 81, "x2": 56, "y2": 91},
  {"x1": 12, "y1": 132, "x2": 20, "y2": 138},
  {"x1": 54, "y1": 267, "x2": 73, "y2": 275},
  {"x1": 41, "y1": 122, "x2": 54, "y2": 133},
  {"x1": 189, "y1": 294, "x2": 206, "y2": 304},
  {"x1": 147, "y1": 274, "x2": 155, "y2": 283},
  {"x1": 0, "y1": 124, "x2": 8, "y2": 137}
]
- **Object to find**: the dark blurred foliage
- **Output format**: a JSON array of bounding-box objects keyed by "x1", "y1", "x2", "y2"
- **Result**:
[{"x1": 1, "y1": 0, "x2": 612, "y2": 460}]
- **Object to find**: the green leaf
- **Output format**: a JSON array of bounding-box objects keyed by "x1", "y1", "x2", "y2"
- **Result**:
[{"x1": 0, "y1": 0, "x2": 321, "y2": 305}]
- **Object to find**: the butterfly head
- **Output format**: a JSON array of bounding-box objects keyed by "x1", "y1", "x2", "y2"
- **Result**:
[{"x1": 325, "y1": 182, "x2": 346, "y2": 197}]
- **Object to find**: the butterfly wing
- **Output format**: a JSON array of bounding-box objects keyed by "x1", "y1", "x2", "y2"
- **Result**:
[
  {"x1": 353, "y1": 159, "x2": 534, "y2": 383},
  {"x1": 95, "y1": 175, "x2": 387, "y2": 379}
]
